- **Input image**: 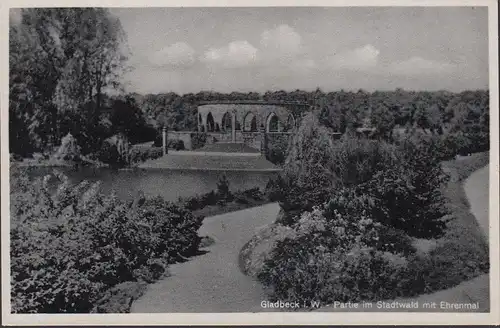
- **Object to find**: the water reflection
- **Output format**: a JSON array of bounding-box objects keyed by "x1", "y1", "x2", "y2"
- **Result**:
[{"x1": 19, "y1": 167, "x2": 277, "y2": 202}]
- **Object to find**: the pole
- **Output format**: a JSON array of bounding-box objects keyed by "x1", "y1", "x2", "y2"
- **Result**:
[
  {"x1": 162, "y1": 126, "x2": 167, "y2": 156},
  {"x1": 231, "y1": 110, "x2": 236, "y2": 143}
]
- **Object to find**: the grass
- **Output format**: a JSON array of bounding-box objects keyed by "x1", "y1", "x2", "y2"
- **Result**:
[
  {"x1": 442, "y1": 152, "x2": 489, "y2": 183},
  {"x1": 238, "y1": 222, "x2": 296, "y2": 278},
  {"x1": 138, "y1": 153, "x2": 280, "y2": 171},
  {"x1": 421, "y1": 152, "x2": 490, "y2": 289},
  {"x1": 197, "y1": 142, "x2": 261, "y2": 153}
]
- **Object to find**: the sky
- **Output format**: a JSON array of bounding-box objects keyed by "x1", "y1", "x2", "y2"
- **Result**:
[{"x1": 11, "y1": 7, "x2": 490, "y2": 94}]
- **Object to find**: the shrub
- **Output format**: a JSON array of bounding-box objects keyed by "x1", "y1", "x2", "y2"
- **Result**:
[
  {"x1": 442, "y1": 151, "x2": 489, "y2": 182},
  {"x1": 284, "y1": 112, "x2": 336, "y2": 186},
  {"x1": 98, "y1": 142, "x2": 126, "y2": 166},
  {"x1": 154, "y1": 135, "x2": 186, "y2": 151},
  {"x1": 268, "y1": 173, "x2": 334, "y2": 226},
  {"x1": 380, "y1": 135, "x2": 449, "y2": 238},
  {"x1": 92, "y1": 281, "x2": 147, "y2": 313},
  {"x1": 273, "y1": 125, "x2": 401, "y2": 226},
  {"x1": 200, "y1": 190, "x2": 218, "y2": 207},
  {"x1": 10, "y1": 171, "x2": 201, "y2": 313},
  {"x1": 269, "y1": 113, "x2": 340, "y2": 225},
  {"x1": 183, "y1": 196, "x2": 203, "y2": 211},
  {"x1": 216, "y1": 175, "x2": 233, "y2": 202},
  {"x1": 97, "y1": 134, "x2": 131, "y2": 167},
  {"x1": 129, "y1": 147, "x2": 163, "y2": 164},
  {"x1": 52, "y1": 133, "x2": 81, "y2": 161},
  {"x1": 359, "y1": 165, "x2": 449, "y2": 238},
  {"x1": 258, "y1": 206, "x2": 409, "y2": 306},
  {"x1": 138, "y1": 196, "x2": 202, "y2": 260},
  {"x1": 232, "y1": 187, "x2": 264, "y2": 205},
  {"x1": 168, "y1": 139, "x2": 185, "y2": 151},
  {"x1": 10, "y1": 153, "x2": 24, "y2": 162},
  {"x1": 242, "y1": 187, "x2": 263, "y2": 201},
  {"x1": 234, "y1": 194, "x2": 250, "y2": 204},
  {"x1": 375, "y1": 225, "x2": 416, "y2": 257},
  {"x1": 330, "y1": 135, "x2": 398, "y2": 187},
  {"x1": 265, "y1": 134, "x2": 291, "y2": 165},
  {"x1": 191, "y1": 132, "x2": 207, "y2": 150}
]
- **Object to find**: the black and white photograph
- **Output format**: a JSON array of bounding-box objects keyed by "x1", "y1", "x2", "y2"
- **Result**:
[{"x1": 1, "y1": 0, "x2": 499, "y2": 325}]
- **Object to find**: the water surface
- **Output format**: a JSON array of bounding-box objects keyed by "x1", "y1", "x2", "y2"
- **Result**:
[{"x1": 18, "y1": 167, "x2": 277, "y2": 202}]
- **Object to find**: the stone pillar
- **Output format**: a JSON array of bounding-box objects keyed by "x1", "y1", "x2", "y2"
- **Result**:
[
  {"x1": 162, "y1": 126, "x2": 167, "y2": 156},
  {"x1": 260, "y1": 125, "x2": 267, "y2": 156},
  {"x1": 231, "y1": 110, "x2": 236, "y2": 143}
]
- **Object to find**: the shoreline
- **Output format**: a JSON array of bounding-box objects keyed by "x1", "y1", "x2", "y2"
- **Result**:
[
  {"x1": 11, "y1": 160, "x2": 282, "y2": 172},
  {"x1": 136, "y1": 166, "x2": 282, "y2": 172}
]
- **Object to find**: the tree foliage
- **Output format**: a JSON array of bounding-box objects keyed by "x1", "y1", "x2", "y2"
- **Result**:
[{"x1": 9, "y1": 8, "x2": 128, "y2": 155}]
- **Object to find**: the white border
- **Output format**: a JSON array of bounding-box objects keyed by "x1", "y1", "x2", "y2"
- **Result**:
[{"x1": 1, "y1": 0, "x2": 499, "y2": 325}]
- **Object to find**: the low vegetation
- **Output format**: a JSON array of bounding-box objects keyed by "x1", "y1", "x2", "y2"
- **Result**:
[
  {"x1": 129, "y1": 146, "x2": 163, "y2": 164},
  {"x1": 179, "y1": 175, "x2": 269, "y2": 217},
  {"x1": 10, "y1": 169, "x2": 203, "y2": 313}
]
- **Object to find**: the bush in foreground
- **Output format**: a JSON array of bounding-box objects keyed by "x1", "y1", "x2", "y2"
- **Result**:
[
  {"x1": 129, "y1": 147, "x2": 163, "y2": 164},
  {"x1": 258, "y1": 205, "x2": 413, "y2": 305},
  {"x1": 10, "y1": 171, "x2": 202, "y2": 313}
]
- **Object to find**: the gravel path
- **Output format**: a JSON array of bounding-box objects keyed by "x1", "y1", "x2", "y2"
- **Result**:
[
  {"x1": 131, "y1": 203, "x2": 281, "y2": 313},
  {"x1": 464, "y1": 164, "x2": 489, "y2": 238}
]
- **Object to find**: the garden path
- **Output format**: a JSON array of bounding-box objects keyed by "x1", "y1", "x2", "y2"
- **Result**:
[
  {"x1": 130, "y1": 202, "x2": 281, "y2": 312},
  {"x1": 465, "y1": 164, "x2": 489, "y2": 238}
]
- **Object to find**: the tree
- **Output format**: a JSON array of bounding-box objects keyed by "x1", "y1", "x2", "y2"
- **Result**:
[
  {"x1": 9, "y1": 8, "x2": 128, "y2": 155},
  {"x1": 361, "y1": 135, "x2": 449, "y2": 238},
  {"x1": 9, "y1": 16, "x2": 62, "y2": 151},
  {"x1": 271, "y1": 112, "x2": 337, "y2": 225},
  {"x1": 370, "y1": 103, "x2": 395, "y2": 140},
  {"x1": 110, "y1": 96, "x2": 155, "y2": 144},
  {"x1": 426, "y1": 104, "x2": 443, "y2": 134}
]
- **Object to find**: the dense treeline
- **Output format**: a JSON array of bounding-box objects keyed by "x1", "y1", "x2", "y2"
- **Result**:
[{"x1": 133, "y1": 88, "x2": 488, "y2": 135}]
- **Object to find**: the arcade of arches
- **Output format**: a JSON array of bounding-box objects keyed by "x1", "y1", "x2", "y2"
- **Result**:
[{"x1": 197, "y1": 103, "x2": 301, "y2": 135}]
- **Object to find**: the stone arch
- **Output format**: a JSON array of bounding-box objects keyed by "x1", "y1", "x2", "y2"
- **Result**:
[
  {"x1": 198, "y1": 114, "x2": 204, "y2": 132},
  {"x1": 266, "y1": 112, "x2": 280, "y2": 132},
  {"x1": 284, "y1": 113, "x2": 296, "y2": 132},
  {"x1": 222, "y1": 112, "x2": 232, "y2": 132},
  {"x1": 243, "y1": 112, "x2": 257, "y2": 132},
  {"x1": 206, "y1": 112, "x2": 215, "y2": 132}
]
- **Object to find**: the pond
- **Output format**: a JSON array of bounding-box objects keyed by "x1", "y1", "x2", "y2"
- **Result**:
[{"x1": 16, "y1": 167, "x2": 277, "y2": 202}]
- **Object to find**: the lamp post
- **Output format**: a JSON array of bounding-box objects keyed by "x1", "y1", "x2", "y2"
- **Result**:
[
  {"x1": 260, "y1": 123, "x2": 267, "y2": 156},
  {"x1": 162, "y1": 126, "x2": 167, "y2": 156},
  {"x1": 231, "y1": 110, "x2": 236, "y2": 143}
]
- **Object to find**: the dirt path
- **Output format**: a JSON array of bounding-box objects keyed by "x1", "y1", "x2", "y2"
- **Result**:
[
  {"x1": 464, "y1": 164, "x2": 489, "y2": 238},
  {"x1": 131, "y1": 203, "x2": 280, "y2": 313}
]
